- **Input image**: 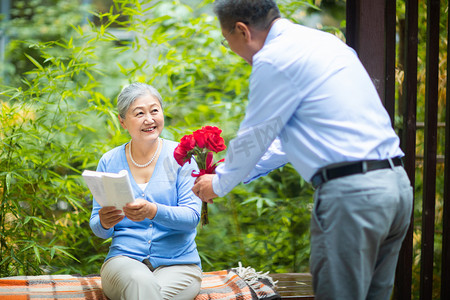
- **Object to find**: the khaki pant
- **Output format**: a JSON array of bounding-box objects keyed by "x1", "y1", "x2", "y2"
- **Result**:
[
  {"x1": 310, "y1": 166, "x2": 413, "y2": 300},
  {"x1": 100, "y1": 255, "x2": 202, "y2": 300}
]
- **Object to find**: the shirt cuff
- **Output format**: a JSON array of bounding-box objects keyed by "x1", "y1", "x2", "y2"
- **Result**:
[
  {"x1": 93, "y1": 220, "x2": 114, "y2": 239},
  {"x1": 212, "y1": 174, "x2": 226, "y2": 197},
  {"x1": 152, "y1": 203, "x2": 165, "y2": 222}
]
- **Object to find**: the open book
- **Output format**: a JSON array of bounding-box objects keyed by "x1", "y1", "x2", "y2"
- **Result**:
[{"x1": 82, "y1": 169, "x2": 135, "y2": 213}]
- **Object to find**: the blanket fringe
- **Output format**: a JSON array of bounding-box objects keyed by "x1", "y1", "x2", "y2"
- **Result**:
[{"x1": 233, "y1": 262, "x2": 278, "y2": 287}]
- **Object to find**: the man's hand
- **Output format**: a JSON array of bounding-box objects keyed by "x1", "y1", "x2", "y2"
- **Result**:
[
  {"x1": 192, "y1": 174, "x2": 218, "y2": 203},
  {"x1": 123, "y1": 199, "x2": 157, "y2": 222},
  {"x1": 99, "y1": 206, "x2": 124, "y2": 229}
]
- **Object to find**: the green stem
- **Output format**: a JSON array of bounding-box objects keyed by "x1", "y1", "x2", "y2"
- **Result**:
[{"x1": 201, "y1": 202, "x2": 209, "y2": 226}]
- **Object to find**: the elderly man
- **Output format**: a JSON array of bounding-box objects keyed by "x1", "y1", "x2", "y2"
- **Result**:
[{"x1": 192, "y1": 1, "x2": 413, "y2": 299}]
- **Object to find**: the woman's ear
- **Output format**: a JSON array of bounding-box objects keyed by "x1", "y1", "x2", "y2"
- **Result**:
[{"x1": 118, "y1": 115, "x2": 127, "y2": 130}]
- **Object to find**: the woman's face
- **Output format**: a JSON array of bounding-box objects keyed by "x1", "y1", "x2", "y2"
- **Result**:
[{"x1": 119, "y1": 93, "x2": 164, "y2": 142}]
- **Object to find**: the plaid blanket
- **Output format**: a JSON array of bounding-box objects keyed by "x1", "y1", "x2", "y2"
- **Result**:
[
  {"x1": 195, "y1": 269, "x2": 280, "y2": 300},
  {"x1": 0, "y1": 274, "x2": 106, "y2": 299},
  {"x1": 0, "y1": 269, "x2": 280, "y2": 300}
]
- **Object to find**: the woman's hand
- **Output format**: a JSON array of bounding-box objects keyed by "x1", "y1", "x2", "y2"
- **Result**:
[
  {"x1": 123, "y1": 199, "x2": 157, "y2": 222},
  {"x1": 99, "y1": 206, "x2": 125, "y2": 229}
]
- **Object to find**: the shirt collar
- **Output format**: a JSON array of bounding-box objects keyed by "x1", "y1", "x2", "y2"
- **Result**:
[{"x1": 264, "y1": 18, "x2": 291, "y2": 46}]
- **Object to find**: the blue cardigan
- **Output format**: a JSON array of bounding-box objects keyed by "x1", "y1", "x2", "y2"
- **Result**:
[{"x1": 89, "y1": 139, "x2": 202, "y2": 269}]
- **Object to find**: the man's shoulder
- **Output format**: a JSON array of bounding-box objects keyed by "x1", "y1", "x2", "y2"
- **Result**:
[{"x1": 255, "y1": 20, "x2": 351, "y2": 70}]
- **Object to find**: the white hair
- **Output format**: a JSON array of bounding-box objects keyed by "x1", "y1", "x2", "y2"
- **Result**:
[{"x1": 117, "y1": 82, "x2": 163, "y2": 119}]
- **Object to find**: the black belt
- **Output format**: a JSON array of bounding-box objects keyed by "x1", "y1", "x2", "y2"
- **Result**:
[{"x1": 311, "y1": 157, "x2": 403, "y2": 189}]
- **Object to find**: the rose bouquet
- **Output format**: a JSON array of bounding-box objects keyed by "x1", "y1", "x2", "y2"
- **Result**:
[{"x1": 174, "y1": 126, "x2": 226, "y2": 226}]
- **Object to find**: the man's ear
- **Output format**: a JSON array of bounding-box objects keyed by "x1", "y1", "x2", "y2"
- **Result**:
[{"x1": 235, "y1": 21, "x2": 252, "y2": 42}]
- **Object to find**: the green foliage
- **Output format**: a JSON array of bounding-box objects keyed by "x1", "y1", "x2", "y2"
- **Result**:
[
  {"x1": 3, "y1": 0, "x2": 89, "y2": 85},
  {"x1": 198, "y1": 164, "x2": 314, "y2": 273},
  {"x1": 1, "y1": 0, "x2": 319, "y2": 276},
  {"x1": 0, "y1": 19, "x2": 120, "y2": 274}
]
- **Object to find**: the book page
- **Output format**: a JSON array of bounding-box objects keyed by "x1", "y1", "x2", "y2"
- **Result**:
[
  {"x1": 82, "y1": 169, "x2": 135, "y2": 212},
  {"x1": 82, "y1": 170, "x2": 108, "y2": 207},
  {"x1": 102, "y1": 170, "x2": 135, "y2": 212}
]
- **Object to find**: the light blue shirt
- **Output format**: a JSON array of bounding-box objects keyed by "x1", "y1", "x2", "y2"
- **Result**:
[
  {"x1": 212, "y1": 19, "x2": 403, "y2": 197},
  {"x1": 89, "y1": 139, "x2": 202, "y2": 269}
]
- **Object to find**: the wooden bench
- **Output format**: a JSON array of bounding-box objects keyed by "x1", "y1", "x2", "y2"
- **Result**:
[
  {"x1": 0, "y1": 272, "x2": 314, "y2": 299},
  {"x1": 271, "y1": 273, "x2": 315, "y2": 299}
]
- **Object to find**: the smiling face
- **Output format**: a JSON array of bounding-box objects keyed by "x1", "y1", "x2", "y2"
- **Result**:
[{"x1": 119, "y1": 93, "x2": 164, "y2": 142}]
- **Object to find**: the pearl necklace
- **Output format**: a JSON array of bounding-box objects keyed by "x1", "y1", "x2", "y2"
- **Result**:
[{"x1": 129, "y1": 138, "x2": 161, "y2": 168}]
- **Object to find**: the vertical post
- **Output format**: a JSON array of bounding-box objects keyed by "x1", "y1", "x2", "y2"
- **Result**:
[
  {"x1": 384, "y1": 0, "x2": 396, "y2": 124},
  {"x1": 395, "y1": 0, "x2": 418, "y2": 299},
  {"x1": 420, "y1": 0, "x2": 440, "y2": 299},
  {"x1": 345, "y1": 0, "x2": 387, "y2": 107},
  {"x1": 441, "y1": 2, "x2": 450, "y2": 298}
]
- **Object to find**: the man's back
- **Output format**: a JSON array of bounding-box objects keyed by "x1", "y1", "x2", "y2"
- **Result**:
[{"x1": 247, "y1": 19, "x2": 403, "y2": 180}]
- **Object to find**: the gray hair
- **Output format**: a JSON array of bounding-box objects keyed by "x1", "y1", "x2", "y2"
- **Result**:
[
  {"x1": 213, "y1": 0, "x2": 281, "y2": 31},
  {"x1": 117, "y1": 82, "x2": 164, "y2": 119}
]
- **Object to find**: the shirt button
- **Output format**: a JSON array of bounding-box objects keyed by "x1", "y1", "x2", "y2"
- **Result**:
[
  {"x1": 149, "y1": 224, "x2": 153, "y2": 227},
  {"x1": 142, "y1": 193, "x2": 145, "y2": 197},
  {"x1": 148, "y1": 240, "x2": 151, "y2": 244}
]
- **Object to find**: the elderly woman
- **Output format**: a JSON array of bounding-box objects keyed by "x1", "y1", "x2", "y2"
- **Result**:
[{"x1": 89, "y1": 82, "x2": 203, "y2": 300}]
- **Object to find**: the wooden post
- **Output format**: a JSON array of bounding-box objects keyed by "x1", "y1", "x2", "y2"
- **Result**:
[
  {"x1": 419, "y1": 0, "x2": 440, "y2": 299},
  {"x1": 395, "y1": 0, "x2": 418, "y2": 299},
  {"x1": 442, "y1": 2, "x2": 450, "y2": 297},
  {"x1": 346, "y1": 0, "x2": 397, "y2": 125},
  {"x1": 442, "y1": 28, "x2": 450, "y2": 299}
]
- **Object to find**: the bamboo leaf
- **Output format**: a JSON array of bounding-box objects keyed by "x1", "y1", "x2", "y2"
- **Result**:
[
  {"x1": 33, "y1": 245, "x2": 41, "y2": 263},
  {"x1": 53, "y1": 246, "x2": 80, "y2": 262},
  {"x1": 24, "y1": 54, "x2": 44, "y2": 72},
  {"x1": 5, "y1": 173, "x2": 11, "y2": 194}
]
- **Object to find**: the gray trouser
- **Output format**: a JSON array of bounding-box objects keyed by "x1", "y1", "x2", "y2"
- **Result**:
[
  {"x1": 310, "y1": 166, "x2": 413, "y2": 300},
  {"x1": 100, "y1": 255, "x2": 202, "y2": 300}
]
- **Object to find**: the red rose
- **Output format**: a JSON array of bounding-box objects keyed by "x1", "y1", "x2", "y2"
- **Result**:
[
  {"x1": 205, "y1": 133, "x2": 226, "y2": 152},
  {"x1": 201, "y1": 126, "x2": 226, "y2": 152},
  {"x1": 193, "y1": 129, "x2": 206, "y2": 148},
  {"x1": 179, "y1": 134, "x2": 195, "y2": 151},
  {"x1": 202, "y1": 126, "x2": 222, "y2": 136},
  {"x1": 180, "y1": 134, "x2": 196, "y2": 150},
  {"x1": 174, "y1": 134, "x2": 196, "y2": 166},
  {"x1": 174, "y1": 146, "x2": 188, "y2": 166}
]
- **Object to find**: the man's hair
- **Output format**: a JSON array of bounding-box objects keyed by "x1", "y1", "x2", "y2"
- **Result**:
[{"x1": 213, "y1": 0, "x2": 281, "y2": 31}]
